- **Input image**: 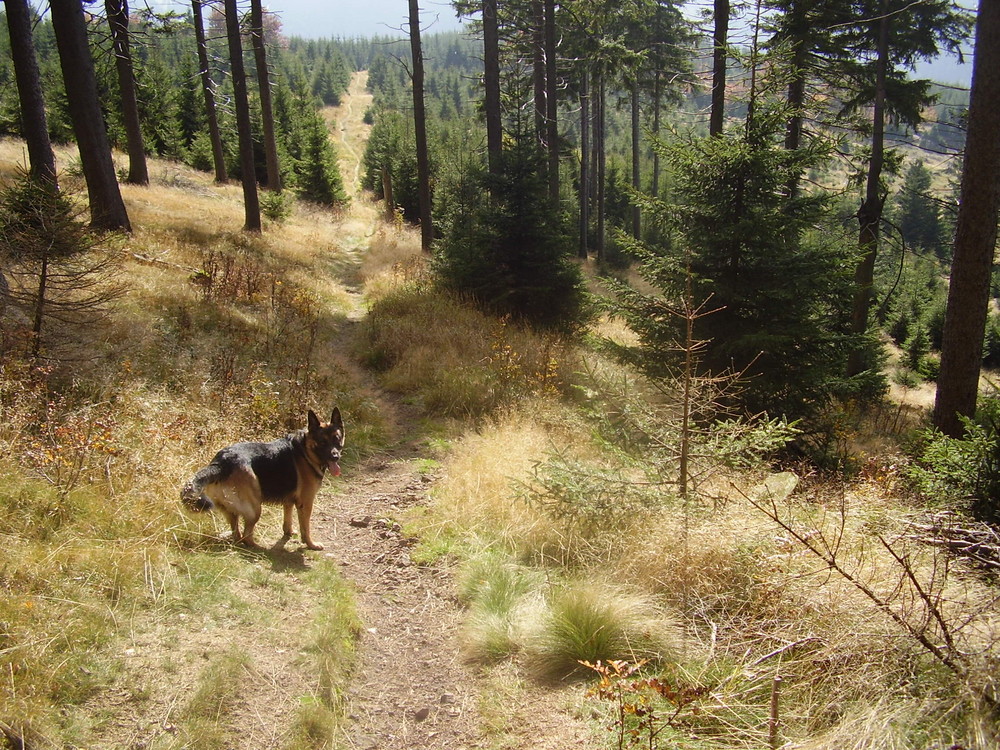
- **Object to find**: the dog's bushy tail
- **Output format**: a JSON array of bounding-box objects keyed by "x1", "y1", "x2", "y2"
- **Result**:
[{"x1": 180, "y1": 463, "x2": 225, "y2": 512}]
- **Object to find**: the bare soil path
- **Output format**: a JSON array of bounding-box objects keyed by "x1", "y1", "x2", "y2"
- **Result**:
[
  {"x1": 316, "y1": 72, "x2": 488, "y2": 750},
  {"x1": 84, "y1": 71, "x2": 591, "y2": 750},
  {"x1": 316, "y1": 72, "x2": 591, "y2": 750},
  {"x1": 318, "y1": 455, "x2": 485, "y2": 750}
]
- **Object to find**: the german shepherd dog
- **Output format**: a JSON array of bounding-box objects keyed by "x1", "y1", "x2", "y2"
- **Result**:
[{"x1": 181, "y1": 408, "x2": 344, "y2": 550}]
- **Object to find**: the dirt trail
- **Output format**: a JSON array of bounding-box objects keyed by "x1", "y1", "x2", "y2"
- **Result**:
[
  {"x1": 318, "y1": 72, "x2": 488, "y2": 750},
  {"x1": 86, "y1": 72, "x2": 590, "y2": 750},
  {"x1": 317, "y1": 458, "x2": 484, "y2": 750}
]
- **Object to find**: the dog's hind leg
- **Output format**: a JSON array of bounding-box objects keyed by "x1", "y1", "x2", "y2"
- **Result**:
[
  {"x1": 219, "y1": 508, "x2": 241, "y2": 543},
  {"x1": 240, "y1": 511, "x2": 262, "y2": 547}
]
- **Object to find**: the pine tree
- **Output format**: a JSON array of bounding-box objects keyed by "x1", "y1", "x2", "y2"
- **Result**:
[{"x1": 894, "y1": 161, "x2": 945, "y2": 257}]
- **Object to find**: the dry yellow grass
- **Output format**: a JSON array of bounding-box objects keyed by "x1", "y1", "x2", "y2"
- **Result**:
[
  {"x1": 419, "y1": 407, "x2": 563, "y2": 551},
  {"x1": 0, "y1": 135, "x2": 382, "y2": 748},
  {"x1": 415, "y1": 389, "x2": 999, "y2": 747}
]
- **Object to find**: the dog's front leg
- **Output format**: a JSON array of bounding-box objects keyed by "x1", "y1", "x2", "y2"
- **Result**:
[{"x1": 297, "y1": 498, "x2": 323, "y2": 550}]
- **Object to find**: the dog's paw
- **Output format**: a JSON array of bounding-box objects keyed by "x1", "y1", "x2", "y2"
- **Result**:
[{"x1": 305, "y1": 541, "x2": 325, "y2": 551}]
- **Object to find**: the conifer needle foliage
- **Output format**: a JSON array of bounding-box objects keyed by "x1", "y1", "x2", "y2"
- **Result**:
[
  {"x1": 433, "y1": 141, "x2": 589, "y2": 332},
  {"x1": 609, "y1": 108, "x2": 874, "y2": 421}
]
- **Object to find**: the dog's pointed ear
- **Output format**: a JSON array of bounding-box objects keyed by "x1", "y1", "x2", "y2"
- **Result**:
[
  {"x1": 330, "y1": 407, "x2": 344, "y2": 435},
  {"x1": 308, "y1": 409, "x2": 320, "y2": 432}
]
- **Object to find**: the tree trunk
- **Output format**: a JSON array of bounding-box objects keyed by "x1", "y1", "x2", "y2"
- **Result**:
[
  {"x1": 784, "y1": 59, "x2": 806, "y2": 196},
  {"x1": 408, "y1": 0, "x2": 433, "y2": 252},
  {"x1": 782, "y1": 0, "x2": 808, "y2": 197},
  {"x1": 846, "y1": 1, "x2": 889, "y2": 377},
  {"x1": 192, "y1": 0, "x2": 227, "y2": 184},
  {"x1": 631, "y1": 82, "x2": 641, "y2": 240},
  {"x1": 544, "y1": 0, "x2": 558, "y2": 204},
  {"x1": 223, "y1": 0, "x2": 261, "y2": 232},
  {"x1": 933, "y1": 0, "x2": 1000, "y2": 439},
  {"x1": 710, "y1": 0, "x2": 730, "y2": 136},
  {"x1": 106, "y1": 0, "x2": 148, "y2": 185},
  {"x1": 50, "y1": 0, "x2": 131, "y2": 232},
  {"x1": 250, "y1": 0, "x2": 281, "y2": 192},
  {"x1": 5, "y1": 0, "x2": 56, "y2": 187},
  {"x1": 32, "y1": 252, "x2": 48, "y2": 358},
  {"x1": 532, "y1": 0, "x2": 545, "y2": 146},
  {"x1": 381, "y1": 166, "x2": 395, "y2": 221},
  {"x1": 578, "y1": 67, "x2": 589, "y2": 258},
  {"x1": 483, "y1": 0, "x2": 502, "y2": 176},
  {"x1": 595, "y1": 71, "x2": 606, "y2": 264},
  {"x1": 652, "y1": 70, "x2": 661, "y2": 198}
]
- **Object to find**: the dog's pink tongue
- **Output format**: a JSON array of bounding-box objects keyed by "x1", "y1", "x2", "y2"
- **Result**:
[{"x1": 329, "y1": 462, "x2": 341, "y2": 477}]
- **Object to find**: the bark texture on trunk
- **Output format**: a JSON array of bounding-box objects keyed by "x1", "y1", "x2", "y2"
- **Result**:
[
  {"x1": 193, "y1": 0, "x2": 227, "y2": 184},
  {"x1": 50, "y1": 0, "x2": 131, "y2": 232},
  {"x1": 933, "y1": 0, "x2": 1000, "y2": 438},
  {"x1": 483, "y1": 0, "x2": 502, "y2": 176},
  {"x1": 710, "y1": 0, "x2": 730, "y2": 136},
  {"x1": 223, "y1": 0, "x2": 261, "y2": 232},
  {"x1": 107, "y1": 0, "x2": 148, "y2": 185},
  {"x1": 846, "y1": 2, "x2": 889, "y2": 377},
  {"x1": 408, "y1": 0, "x2": 433, "y2": 251},
  {"x1": 6, "y1": 0, "x2": 56, "y2": 186},
  {"x1": 250, "y1": 0, "x2": 281, "y2": 192}
]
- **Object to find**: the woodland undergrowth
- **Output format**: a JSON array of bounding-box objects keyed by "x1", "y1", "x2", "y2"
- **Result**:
[
  {"x1": 0, "y1": 139, "x2": 997, "y2": 750},
  {"x1": 372, "y1": 277, "x2": 1000, "y2": 749}
]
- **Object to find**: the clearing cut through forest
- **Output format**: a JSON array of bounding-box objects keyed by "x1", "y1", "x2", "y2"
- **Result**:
[
  {"x1": 314, "y1": 70, "x2": 592, "y2": 750},
  {"x1": 77, "y1": 70, "x2": 592, "y2": 750}
]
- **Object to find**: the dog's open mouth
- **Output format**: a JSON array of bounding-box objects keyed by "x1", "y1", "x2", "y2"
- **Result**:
[{"x1": 328, "y1": 461, "x2": 341, "y2": 477}]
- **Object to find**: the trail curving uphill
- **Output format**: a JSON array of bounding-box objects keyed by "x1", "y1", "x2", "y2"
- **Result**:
[
  {"x1": 315, "y1": 71, "x2": 487, "y2": 750},
  {"x1": 319, "y1": 72, "x2": 591, "y2": 750}
]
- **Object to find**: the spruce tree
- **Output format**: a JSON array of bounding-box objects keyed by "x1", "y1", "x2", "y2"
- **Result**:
[
  {"x1": 610, "y1": 107, "x2": 868, "y2": 419},
  {"x1": 434, "y1": 138, "x2": 587, "y2": 331}
]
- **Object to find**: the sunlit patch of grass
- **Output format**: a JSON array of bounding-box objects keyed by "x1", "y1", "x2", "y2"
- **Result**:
[
  {"x1": 159, "y1": 647, "x2": 252, "y2": 750},
  {"x1": 301, "y1": 561, "x2": 361, "y2": 707},
  {"x1": 282, "y1": 699, "x2": 339, "y2": 750},
  {"x1": 458, "y1": 550, "x2": 547, "y2": 664},
  {"x1": 0, "y1": 138, "x2": 378, "y2": 746},
  {"x1": 408, "y1": 407, "x2": 564, "y2": 559},
  {"x1": 283, "y1": 561, "x2": 361, "y2": 748},
  {"x1": 524, "y1": 581, "x2": 681, "y2": 682}
]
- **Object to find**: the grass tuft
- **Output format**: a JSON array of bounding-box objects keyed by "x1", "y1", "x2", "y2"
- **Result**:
[{"x1": 525, "y1": 582, "x2": 680, "y2": 682}]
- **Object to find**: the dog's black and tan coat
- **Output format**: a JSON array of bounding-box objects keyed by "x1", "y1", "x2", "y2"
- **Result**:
[{"x1": 181, "y1": 408, "x2": 344, "y2": 550}]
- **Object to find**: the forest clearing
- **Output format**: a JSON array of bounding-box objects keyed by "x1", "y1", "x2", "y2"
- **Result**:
[{"x1": 2, "y1": 2, "x2": 1000, "y2": 749}]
